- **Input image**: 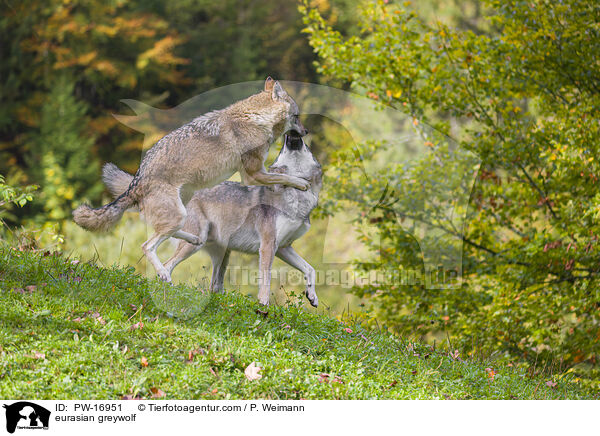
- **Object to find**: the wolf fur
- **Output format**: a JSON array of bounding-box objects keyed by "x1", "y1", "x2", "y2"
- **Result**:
[
  {"x1": 73, "y1": 78, "x2": 309, "y2": 282},
  {"x1": 105, "y1": 135, "x2": 322, "y2": 306}
]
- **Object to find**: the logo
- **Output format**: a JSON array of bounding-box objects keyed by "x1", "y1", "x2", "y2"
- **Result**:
[{"x1": 2, "y1": 402, "x2": 50, "y2": 434}]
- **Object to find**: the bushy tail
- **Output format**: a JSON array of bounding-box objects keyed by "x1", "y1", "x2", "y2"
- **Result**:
[
  {"x1": 102, "y1": 163, "x2": 134, "y2": 198},
  {"x1": 73, "y1": 167, "x2": 137, "y2": 232}
]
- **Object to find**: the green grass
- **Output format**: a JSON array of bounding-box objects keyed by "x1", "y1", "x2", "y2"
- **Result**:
[{"x1": 0, "y1": 246, "x2": 595, "y2": 399}]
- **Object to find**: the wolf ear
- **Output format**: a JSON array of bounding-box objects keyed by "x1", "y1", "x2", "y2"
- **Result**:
[
  {"x1": 264, "y1": 76, "x2": 275, "y2": 92},
  {"x1": 271, "y1": 81, "x2": 287, "y2": 101}
]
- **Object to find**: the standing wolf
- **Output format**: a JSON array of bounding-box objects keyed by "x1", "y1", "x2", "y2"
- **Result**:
[
  {"x1": 105, "y1": 134, "x2": 322, "y2": 306},
  {"x1": 73, "y1": 77, "x2": 308, "y2": 282}
]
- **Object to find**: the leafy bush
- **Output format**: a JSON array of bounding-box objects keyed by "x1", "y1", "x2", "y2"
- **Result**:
[
  {"x1": 0, "y1": 175, "x2": 36, "y2": 224},
  {"x1": 302, "y1": 0, "x2": 600, "y2": 379}
]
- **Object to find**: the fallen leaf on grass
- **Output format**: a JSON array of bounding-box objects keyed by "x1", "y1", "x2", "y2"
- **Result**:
[
  {"x1": 141, "y1": 356, "x2": 149, "y2": 367},
  {"x1": 121, "y1": 394, "x2": 142, "y2": 400},
  {"x1": 318, "y1": 373, "x2": 330, "y2": 383},
  {"x1": 130, "y1": 321, "x2": 144, "y2": 331},
  {"x1": 343, "y1": 327, "x2": 353, "y2": 333},
  {"x1": 90, "y1": 312, "x2": 106, "y2": 325},
  {"x1": 209, "y1": 367, "x2": 218, "y2": 377},
  {"x1": 389, "y1": 380, "x2": 398, "y2": 387},
  {"x1": 31, "y1": 352, "x2": 45, "y2": 360},
  {"x1": 150, "y1": 387, "x2": 166, "y2": 398},
  {"x1": 318, "y1": 373, "x2": 342, "y2": 384},
  {"x1": 187, "y1": 348, "x2": 206, "y2": 362},
  {"x1": 546, "y1": 381, "x2": 557, "y2": 388},
  {"x1": 244, "y1": 362, "x2": 262, "y2": 381}
]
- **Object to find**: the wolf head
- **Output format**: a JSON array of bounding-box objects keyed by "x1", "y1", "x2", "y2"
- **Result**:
[
  {"x1": 270, "y1": 134, "x2": 322, "y2": 193},
  {"x1": 261, "y1": 77, "x2": 308, "y2": 137}
]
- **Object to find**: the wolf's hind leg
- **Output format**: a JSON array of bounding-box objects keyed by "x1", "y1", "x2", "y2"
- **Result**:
[
  {"x1": 141, "y1": 188, "x2": 188, "y2": 282},
  {"x1": 172, "y1": 230, "x2": 202, "y2": 245},
  {"x1": 142, "y1": 233, "x2": 171, "y2": 282},
  {"x1": 207, "y1": 247, "x2": 230, "y2": 293},
  {"x1": 164, "y1": 216, "x2": 209, "y2": 276},
  {"x1": 164, "y1": 242, "x2": 201, "y2": 277}
]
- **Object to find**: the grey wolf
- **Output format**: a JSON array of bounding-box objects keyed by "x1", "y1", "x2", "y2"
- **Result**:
[
  {"x1": 106, "y1": 134, "x2": 322, "y2": 307},
  {"x1": 73, "y1": 77, "x2": 308, "y2": 283}
]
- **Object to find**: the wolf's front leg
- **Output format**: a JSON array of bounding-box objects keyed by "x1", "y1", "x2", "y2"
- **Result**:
[
  {"x1": 248, "y1": 170, "x2": 310, "y2": 191},
  {"x1": 241, "y1": 151, "x2": 309, "y2": 190},
  {"x1": 276, "y1": 246, "x2": 318, "y2": 307},
  {"x1": 258, "y1": 238, "x2": 277, "y2": 306}
]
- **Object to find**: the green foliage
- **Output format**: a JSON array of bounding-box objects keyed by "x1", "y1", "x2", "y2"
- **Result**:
[
  {"x1": 0, "y1": 175, "x2": 37, "y2": 223},
  {"x1": 1, "y1": 246, "x2": 594, "y2": 399},
  {"x1": 302, "y1": 0, "x2": 600, "y2": 375}
]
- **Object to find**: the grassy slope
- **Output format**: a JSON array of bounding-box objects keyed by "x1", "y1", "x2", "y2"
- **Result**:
[{"x1": 0, "y1": 247, "x2": 595, "y2": 400}]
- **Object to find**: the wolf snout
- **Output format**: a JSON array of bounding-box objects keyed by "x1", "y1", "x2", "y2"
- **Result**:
[
  {"x1": 285, "y1": 133, "x2": 305, "y2": 151},
  {"x1": 288, "y1": 125, "x2": 308, "y2": 137}
]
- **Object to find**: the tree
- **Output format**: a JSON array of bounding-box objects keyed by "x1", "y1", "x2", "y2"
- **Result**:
[
  {"x1": 27, "y1": 75, "x2": 102, "y2": 223},
  {"x1": 302, "y1": 0, "x2": 600, "y2": 376},
  {"x1": 0, "y1": 0, "x2": 190, "y2": 225}
]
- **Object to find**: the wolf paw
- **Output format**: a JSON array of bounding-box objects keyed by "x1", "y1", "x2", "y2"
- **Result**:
[
  {"x1": 306, "y1": 289, "x2": 318, "y2": 307},
  {"x1": 295, "y1": 178, "x2": 310, "y2": 191},
  {"x1": 157, "y1": 269, "x2": 172, "y2": 283}
]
